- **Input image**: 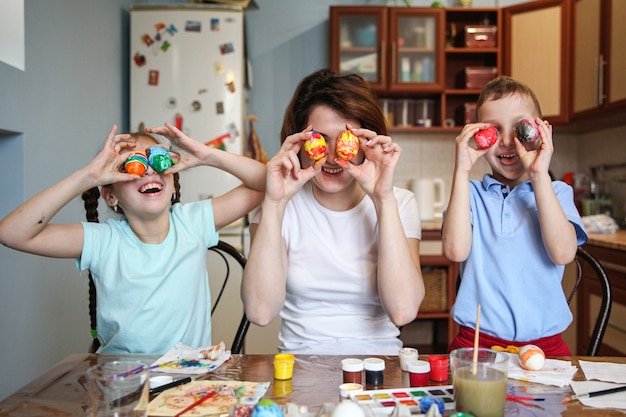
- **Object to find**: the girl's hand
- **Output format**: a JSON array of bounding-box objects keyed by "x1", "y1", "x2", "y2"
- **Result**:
[
  {"x1": 337, "y1": 125, "x2": 399, "y2": 200},
  {"x1": 454, "y1": 123, "x2": 489, "y2": 173},
  {"x1": 265, "y1": 127, "x2": 323, "y2": 204},
  {"x1": 144, "y1": 122, "x2": 212, "y2": 173},
  {"x1": 86, "y1": 125, "x2": 140, "y2": 186},
  {"x1": 516, "y1": 118, "x2": 553, "y2": 177}
]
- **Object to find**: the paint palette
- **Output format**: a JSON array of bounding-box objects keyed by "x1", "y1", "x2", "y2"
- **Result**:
[{"x1": 349, "y1": 386, "x2": 455, "y2": 415}]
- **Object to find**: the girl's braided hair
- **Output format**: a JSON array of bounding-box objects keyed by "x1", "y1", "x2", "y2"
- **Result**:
[{"x1": 81, "y1": 131, "x2": 181, "y2": 352}]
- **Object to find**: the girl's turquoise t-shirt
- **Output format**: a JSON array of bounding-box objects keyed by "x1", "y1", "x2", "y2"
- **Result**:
[{"x1": 78, "y1": 200, "x2": 218, "y2": 354}]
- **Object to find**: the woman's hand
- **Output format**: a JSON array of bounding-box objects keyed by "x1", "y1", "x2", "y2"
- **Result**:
[
  {"x1": 265, "y1": 126, "x2": 323, "y2": 204},
  {"x1": 336, "y1": 125, "x2": 399, "y2": 200}
]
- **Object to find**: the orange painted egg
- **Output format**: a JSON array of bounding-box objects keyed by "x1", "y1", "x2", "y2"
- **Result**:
[
  {"x1": 303, "y1": 131, "x2": 327, "y2": 161},
  {"x1": 124, "y1": 151, "x2": 148, "y2": 176},
  {"x1": 336, "y1": 130, "x2": 359, "y2": 161},
  {"x1": 519, "y1": 344, "x2": 545, "y2": 371}
]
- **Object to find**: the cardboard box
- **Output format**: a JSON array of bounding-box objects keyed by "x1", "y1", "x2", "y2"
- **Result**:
[
  {"x1": 465, "y1": 66, "x2": 497, "y2": 89},
  {"x1": 465, "y1": 25, "x2": 497, "y2": 48},
  {"x1": 464, "y1": 102, "x2": 477, "y2": 124}
]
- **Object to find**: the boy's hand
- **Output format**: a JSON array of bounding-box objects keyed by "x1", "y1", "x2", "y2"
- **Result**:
[
  {"x1": 516, "y1": 118, "x2": 553, "y2": 177},
  {"x1": 455, "y1": 123, "x2": 489, "y2": 174}
]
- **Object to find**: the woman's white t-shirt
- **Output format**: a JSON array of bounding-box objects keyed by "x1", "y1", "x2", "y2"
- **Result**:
[{"x1": 252, "y1": 183, "x2": 421, "y2": 355}]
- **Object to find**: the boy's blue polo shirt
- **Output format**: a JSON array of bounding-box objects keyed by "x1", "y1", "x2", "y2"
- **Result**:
[{"x1": 449, "y1": 175, "x2": 587, "y2": 342}]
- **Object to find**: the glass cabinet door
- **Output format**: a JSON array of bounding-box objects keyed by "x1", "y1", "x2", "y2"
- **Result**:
[
  {"x1": 330, "y1": 7, "x2": 387, "y2": 91},
  {"x1": 389, "y1": 8, "x2": 444, "y2": 92}
]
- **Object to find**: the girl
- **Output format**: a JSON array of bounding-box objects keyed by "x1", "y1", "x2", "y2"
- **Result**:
[{"x1": 0, "y1": 123, "x2": 265, "y2": 353}]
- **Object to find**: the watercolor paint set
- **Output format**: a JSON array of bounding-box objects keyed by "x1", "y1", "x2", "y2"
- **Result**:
[{"x1": 349, "y1": 385, "x2": 455, "y2": 415}]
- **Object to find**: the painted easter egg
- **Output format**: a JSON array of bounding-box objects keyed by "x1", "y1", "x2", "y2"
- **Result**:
[
  {"x1": 473, "y1": 125, "x2": 498, "y2": 149},
  {"x1": 519, "y1": 344, "x2": 546, "y2": 371},
  {"x1": 516, "y1": 119, "x2": 539, "y2": 142},
  {"x1": 336, "y1": 130, "x2": 359, "y2": 161},
  {"x1": 147, "y1": 146, "x2": 173, "y2": 173},
  {"x1": 251, "y1": 398, "x2": 284, "y2": 417},
  {"x1": 303, "y1": 130, "x2": 327, "y2": 161},
  {"x1": 124, "y1": 151, "x2": 148, "y2": 176}
]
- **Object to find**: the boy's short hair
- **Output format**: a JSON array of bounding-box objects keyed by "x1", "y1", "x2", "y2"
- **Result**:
[{"x1": 476, "y1": 75, "x2": 543, "y2": 120}]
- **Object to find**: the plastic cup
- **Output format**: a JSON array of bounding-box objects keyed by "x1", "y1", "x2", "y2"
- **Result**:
[
  {"x1": 273, "y1": 353, "x2": 295, "y2": 380},
  {"x1": 450, "y1": 348, "x2": 509, "y2": 417},
  {"x1": 87, "y1": 360, "x2": 150, "y2": 417}
]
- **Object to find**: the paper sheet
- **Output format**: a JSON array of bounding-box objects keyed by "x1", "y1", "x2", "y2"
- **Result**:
[
  {"x1": 579, "y1": 360, "x2": 626, "y2": 384},
  {"x1": 506, "y1": 354, "x2": 577, "y2": 387},
  {"x1": 148, "y1": 380, "x2": 270, "y2": 416},
  {"x1": 150, "y1": 342, "x2": 231, "y2": 375},
  {"x1": 570, "y1": 381, "x2": 626, "y2": 410}
]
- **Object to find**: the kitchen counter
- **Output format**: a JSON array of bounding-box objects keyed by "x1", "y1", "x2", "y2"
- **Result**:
[{"x1": 586, "y1": 230, "x2": 626, "y2": 252}]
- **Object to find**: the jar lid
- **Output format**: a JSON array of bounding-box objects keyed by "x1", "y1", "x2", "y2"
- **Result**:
[
  {"x1": 427, "y1": 355, "x2": 449, "y2": 366},
  {"x1": 364, "y1": 357, "x2": 385, "y2": 371},
  {"x1": 339, "y1": 383, "x2": 363, "y2": 398},
  {"x1": 341, "y1": 358, "x2": 364, "y2": 372},
  {"x1": 406, "y1": 360, "x2": 430, "y2": 373}
]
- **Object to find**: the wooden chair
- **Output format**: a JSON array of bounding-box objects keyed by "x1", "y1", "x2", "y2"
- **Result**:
[
  {"x1": 566, "y1": 246, "x2": 612, "y2": 356},
  {"x1": 89, "y1": 240, "x2": 250, "y2": 354}
]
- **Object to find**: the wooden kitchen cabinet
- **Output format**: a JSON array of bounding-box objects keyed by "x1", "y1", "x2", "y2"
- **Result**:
[
  {"x1": 578, "y1": 243, "x2": 626, "y2": 356},
  {"x1": 572, "y1": 0, "x2": 626, "y2": 117},
  {"x1": 504, "y1": 0, "x2": 626, "y2": 127},
  {"x1": 416, "y1": 227, "x2": 459, "y2": 352},
  {"x1": 329, "y1": 6, "x2": 501, "y2": 131}
]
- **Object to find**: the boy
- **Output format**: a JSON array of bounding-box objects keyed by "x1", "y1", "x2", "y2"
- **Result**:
[{"x1": 442, "y1": 76, "x2": 587, "y2": 355}]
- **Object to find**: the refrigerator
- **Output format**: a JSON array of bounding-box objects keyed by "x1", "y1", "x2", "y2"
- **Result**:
[
  {"x1": 130, "y1": 3, "x2": 245, "y2": 206},
  {"x1": 130, "y1": 3, "x2": 247, "y2": 349}
]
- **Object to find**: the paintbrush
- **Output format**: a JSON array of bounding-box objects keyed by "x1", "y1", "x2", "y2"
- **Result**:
[{"x1": 563, "y1": 385, "x2": 626, "y2": 403}]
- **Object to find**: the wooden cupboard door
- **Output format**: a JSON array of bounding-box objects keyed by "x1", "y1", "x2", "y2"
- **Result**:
[
  {"x1": 573, "y1": 0, "x2": 602, "y2": 114},
  {"x1": 608, "y1": 0, "x2": 626, "y2": 106},
  {"x1": 504, "y1": 0, "x2": 570, "y2": 124}
]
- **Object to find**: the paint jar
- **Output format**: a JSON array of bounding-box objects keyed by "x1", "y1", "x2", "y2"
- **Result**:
[
  {"x1": 273, "y1": 353, "x2": 295, "y2": 380},
  {"x1": 407, "y1": 360, "x2": 430, "y2": 387},
  {"x1": 427, "y1": 355, "x2": 449, "y2": 381},
  {"x1": 339, "y1": 383, "x2": 363, "y2": 398},
  {"x1": 399, "y1": 347, "x2": 419, "y2": 371},
  {"x1": 341, "y1": 358, "x2": 364, "y2": 384},
  {"x1": 364, "y1": 358, "x2": 385, "y2": 387}
]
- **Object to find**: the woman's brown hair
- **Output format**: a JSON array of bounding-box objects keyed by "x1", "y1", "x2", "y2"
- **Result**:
[{"x1": 280, "y1": 69, "x2": 387, "y2": 143}]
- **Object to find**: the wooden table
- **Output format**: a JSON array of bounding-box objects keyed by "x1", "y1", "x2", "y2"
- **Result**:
[{"x1": 0, "y1": 354, "x2": 625, "y2": 416}]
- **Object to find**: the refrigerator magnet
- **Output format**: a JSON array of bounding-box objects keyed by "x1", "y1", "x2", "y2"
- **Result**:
[
  {"x1": 211, "y1": 18, "x2": 219, "y2": 31},
  {"x1": 226, "y1": 80, "x2": 235, "y2": 93},
  {"x1": 155, "y1": 22, "x2": 166, "y2": 32},
  {"x1": 148, "y1": 70, "x2": 159, "y2": 86},
  {"x1": 220, "y1": 42, "x2": 234, "y2": 55},
  {"x1": 166, "y1": 24, "x2": 177, "y2": 36},
  {"x1": 216, "y1": 102, "x2": 224, "y2": 114},
  {"x1": 185, "y1": 21, "x2": 201, "y2": 32},
  {"x1": 133, "y1": 52, "x2": 146, "y2": 67},
  {"x1": 161, "y1": 41, "x2": 171, "y2": 52},
  {"x1": 141, "y1": 34, "x2": 154, "y2": 47}
]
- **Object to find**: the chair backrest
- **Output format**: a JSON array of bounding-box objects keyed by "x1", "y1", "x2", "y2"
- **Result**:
[
  {"x1": 88, "y1": 240, "x2": 250, "y2": 354},
  {"x1": 565, "y1": 246, "x2": 612, "y2": 356},
  {"x1": 207, "y1": 240, "x2": 250, "y2": 354}
]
